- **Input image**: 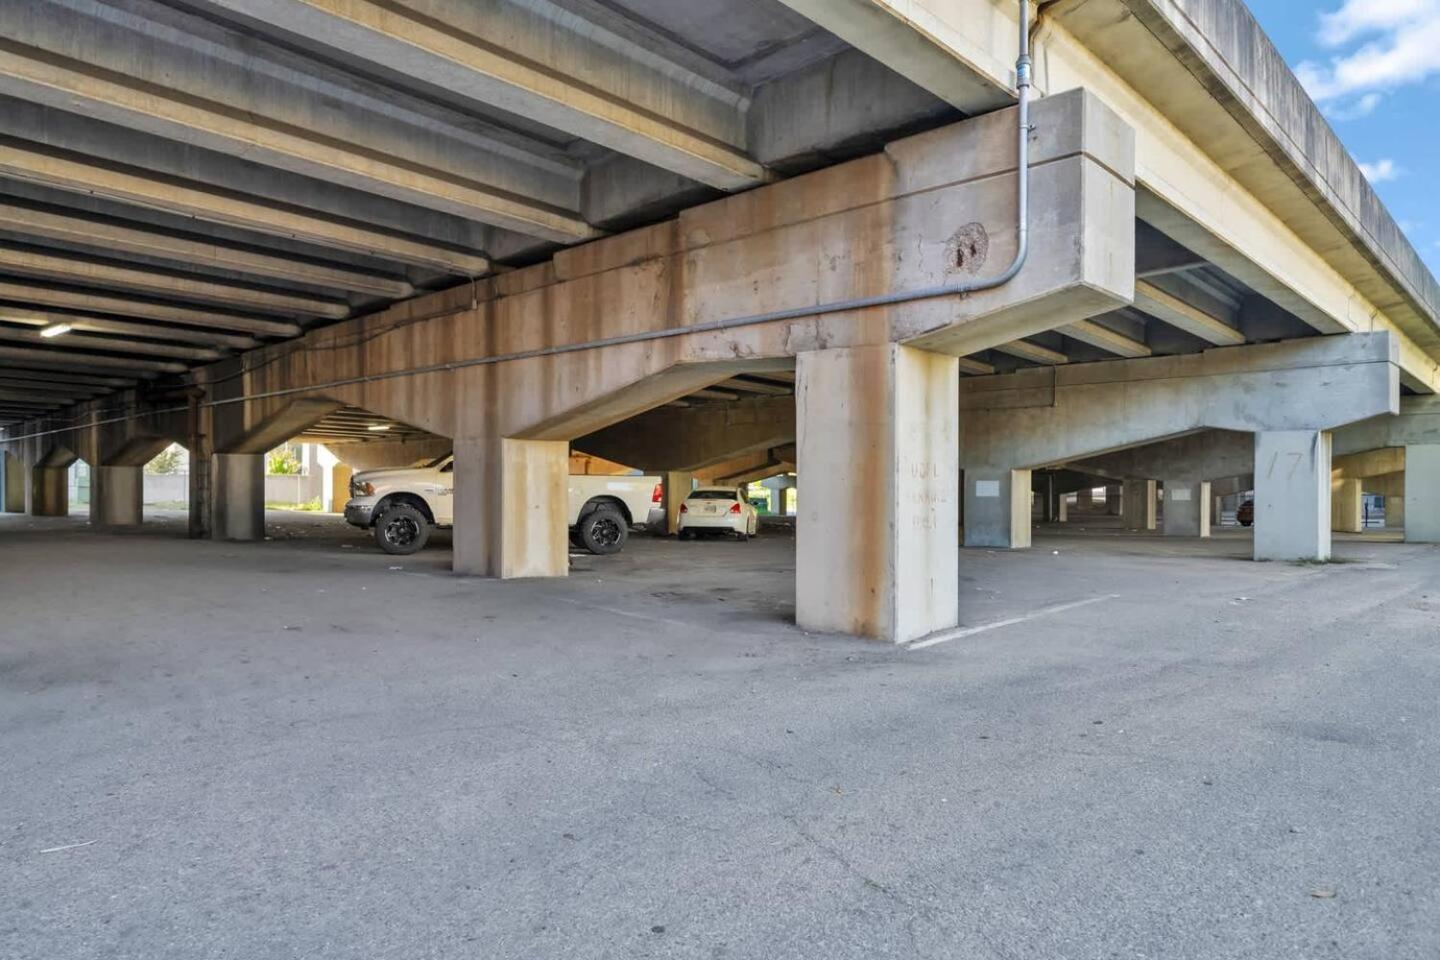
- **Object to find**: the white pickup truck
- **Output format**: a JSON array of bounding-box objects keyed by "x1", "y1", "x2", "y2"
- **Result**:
[{"x1": 343, "y1": 454, "x2": 664, "y2": 556}]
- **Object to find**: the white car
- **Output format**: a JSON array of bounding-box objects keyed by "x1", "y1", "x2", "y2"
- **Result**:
[
  {"x1": 344, "y1": 454, "x2": 664, "y2": 555},
  {"x1": 678, "y1": 486, "x2": 759, "y2": 540}
]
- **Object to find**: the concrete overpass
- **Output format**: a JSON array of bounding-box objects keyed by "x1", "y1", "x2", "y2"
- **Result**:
[{"x1": 2, "y1": 0, "x2": 1439, "y2": 643}]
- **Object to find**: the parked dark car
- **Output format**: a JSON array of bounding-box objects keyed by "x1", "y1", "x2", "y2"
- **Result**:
[{"x1": 1237, "y1": 500, "x2": 1254, "y2": 527}]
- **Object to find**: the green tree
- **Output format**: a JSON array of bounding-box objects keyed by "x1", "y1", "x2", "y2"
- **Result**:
[
  {"x1": 144, "y1": 445, "x2": 184, "y2": 475},
  {"x1": 266, "y1": 447, "x2": 303, "y2": 476}
]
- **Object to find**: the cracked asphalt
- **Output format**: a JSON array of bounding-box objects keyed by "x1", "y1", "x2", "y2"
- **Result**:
[{"x1": 3, "y1": 511, "x2": 1438, "y2": 959}]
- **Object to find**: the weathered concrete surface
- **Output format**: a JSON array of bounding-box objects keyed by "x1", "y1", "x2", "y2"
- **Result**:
[
  {"x1": 5, "y1": 513, "x2": 1440, "y2": 959},
  {"x1": 1404, "y1": 445, "x2": 1440, "y2": 545},
  {"x1": 1331, "y1": 479, "x2": 1363, "y2": 535},
  {"x1": 1254, "y1": 431, "x2": 1331, "y2": 561},
  {"x1": 796, "y1": 344, "x2": 959, "y2": 643},
  {"x1": 453, "y1": 438, "x2": 568, "y2": 579},
  {"x1": 1163, "y1": 479, "x2": 1211, "y2": 538},
  {"x1": 91, "y1": 465, "x2": 143, "y2": 527},
  {"x1": 1124, "y1": 479, "x2": 1157, "y2": 532},
  {"x1": 211, "y1": 453, "x2": 264, "y2": 542}
]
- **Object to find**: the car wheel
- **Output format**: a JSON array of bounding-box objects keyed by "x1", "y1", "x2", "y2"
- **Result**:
[
  {"x1": 579, "y1": 506, "x2": 628, "y2": 555},
  {"x1": 375, "y1": 503, "x2": 430, "y2": 555},
  {"x1": 678, "y1": 529, "x2": 691, "y2": 541}
]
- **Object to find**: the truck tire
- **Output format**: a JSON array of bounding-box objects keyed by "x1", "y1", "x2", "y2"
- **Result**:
[
  {"x1": 579, "y1": 505, "x2": 627, "y2": 555},
  {"x1": 375, "y1": 502, "x2": 431, "y2": 555}
]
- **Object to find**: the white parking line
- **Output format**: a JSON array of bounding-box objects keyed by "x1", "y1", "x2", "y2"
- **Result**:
[{"x1": 907, "y1": 594, "x2": 1119, "y2": 650}]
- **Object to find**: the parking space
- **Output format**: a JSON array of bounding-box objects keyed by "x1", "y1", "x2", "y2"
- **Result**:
[{"x1": 4, "y1": 511, "x2": 1439, "y2": 959}]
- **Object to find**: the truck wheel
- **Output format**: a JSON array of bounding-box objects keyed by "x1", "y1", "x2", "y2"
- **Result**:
[
  {"x1": 579, "y1": 506, "x2": 627, "y2": 555},
  {"x1": 375, "y1": 503, "x2": 430, "y2": 555}
]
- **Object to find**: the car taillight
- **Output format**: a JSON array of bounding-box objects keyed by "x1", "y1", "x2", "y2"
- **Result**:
[
  {"x1": 679, "y1": 503, "x2": 688, "y2": 514},
  {"x1": 652, "y1": 482, "x2": 663, "y2": 503},
  {"x1": 729, "y1": 502, "x2": 742, "y2": 514}
]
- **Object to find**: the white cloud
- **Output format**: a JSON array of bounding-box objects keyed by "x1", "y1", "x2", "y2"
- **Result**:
[
  {"x1": 1323, "y1": 91, "x2": 1383, "y2": 120},
  {"x1": 1358, "y1": 159, "x2": 1402, "y2": 182},
  {"x1": 1298, "y1": 0, "x2": 1440, "y2": 101}
]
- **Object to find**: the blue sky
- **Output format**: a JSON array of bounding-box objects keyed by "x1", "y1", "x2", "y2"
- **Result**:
[{"x1": 1244, "y1": 0, "x2": 1440, "y2": 277}]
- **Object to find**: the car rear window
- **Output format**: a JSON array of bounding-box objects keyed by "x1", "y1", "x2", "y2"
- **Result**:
[{"x1": 688, "y1": 490, "x2": 737, "y2": 501}]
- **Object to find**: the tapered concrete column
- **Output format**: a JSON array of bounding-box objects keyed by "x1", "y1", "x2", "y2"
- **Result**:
[
  {"x1": 963, "y1": 469, "x2": 1032, "y2": 548},
  {"x1": 453, "y1": 437, "x2": 568, "y2": 578},
  {"x1": 92, "y1": 465, "x2": 143, "y2": 527},
  {"x1": 1057, "y1": 495, "x2": 1068, "y2": 523},
  {"x1": 1162, "y1": 480, "x2": 1211, "y2": 537},
  {"x1": 797, "y1": 344, "x2": 959, "y2": 643},
  {"x1": 30, "y1": 466, "x2": 68, "y2": 516},
  {"x1": 1330, "y1": 478, "x2": 1363, "y2": 533},
  {"x1": 1122, "y1": 479, "x2": 1156, "y2": 531},
  {"x1": 1404, "y1": 445, "x2": 1440, "y2": 542},
  {"x1": 2, "y1": 452, "x2": 24, "y2": 513},
  {"x1": 211, "y1": 453, "x2": 264, "y2": 541},
  {"x1": 1254, "y1": 431, "x2": 1331, "y2": 561},
  {"x1": 1105, "y1": 485, "x2": 1122, "y2": 515},
  {"x1": 1386, "y1": 495, "x2": 1405, "y2": 530},
  {"x1": 329, "y1": 463, "x2": 353, "y2": 513},
  {"x1": 662, "y1": 471, "x2": 693, "y2": 534}
]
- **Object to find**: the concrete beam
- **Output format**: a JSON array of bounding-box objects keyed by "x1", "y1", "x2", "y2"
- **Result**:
[
  {"x1": 0, "y1": 139, "x2": 490, "y2": 276},
  {"x1": 0, "y1": 25, "x2": 593, "y2": 242},
  {"x1": 575, "y1": 394, "x2": 794, "y2": 474},
  {"x1": 0, "y1": 243, "x2": 347, "y2": 318},
  {"x1": 961, "y1": 334, "x2": 1399, "y2": 470},
  {"x1": 0, "y1": 327, "x2": 224, "y2": 362},
  {"x1": 0, "y1": 308, "x2": 258, "y2": 350},
  {"x1": 0, "y1": 201, "x2": 413, "y2": 297},
  {"x1": 201, "y1": 0, "x2": 765, "y2": 190},
  {"x1": 995, "y1": 340, "x2": 1068, "y2": 365},
  {"x1": 0, "y1": 280, "x2": 302, "y2": 338},
  {"x1": 0, "y1": 344, "x2": 183, "y2": 374},
  {"x1": 1134, "y1": 279, "x2": 1245, "y2": 346},
  {"x1": 1062, "y1": 319, "x2": 1152, "y2": 358}
]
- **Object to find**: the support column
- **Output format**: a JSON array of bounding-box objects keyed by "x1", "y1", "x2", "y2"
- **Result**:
[
  {"x1": 1330, "y1": 478, "x2": 1363, "y2": 533},
  {"x1": 1386, "y1": 495, "x2": 1405, "y2": 530},
  {"x1": 453, "y1": 437, "x2": 568, "y2": 578},
  {"x1": 1254, "y1": 431, "x2": 1331, "y2": 561},
  {"x1": 1057, "y1": 494, "x2": 1068, "y2": 523},
  {"x1": 1404, "y1": 444, "x2": 1440, "y2": 542},
  {"x1": 662, "y1": 470, "x2": 693, "y2": 534},
  {"x1": 1105, "y1": 484, "x2": 1122, "y2": 516},
  {"x1": 211, "y1": 453, "x2": 264, "y2": 541},
  {"x1": 30, "y1": 466, "x2": 68, "y2": 516},
  {"x1": 92, "y1": 465, "x2": 143, "y2": 527},
  {"x1": 1122, "y1": 479, "x2": 1156, "y2": 531},
  {"x1": 963, "y1": 469, "x2": 1032, "y2": 549},
  {"x1": 797, "y1": 344, "x2": 959, "y2": 643},
  {"x1": 2, "y1": 452, "x2": 25, "y2": 513},
  {"x1": 1075, "y1": 487, "x2": 1093, "y2": 512},
  {"x1": 1161, "y1": 479, "x2": 1211, "y2": 537}
]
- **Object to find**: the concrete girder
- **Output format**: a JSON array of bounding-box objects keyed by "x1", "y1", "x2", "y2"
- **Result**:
[
  {"x1": 1133, "y1": 279, "x2": 1245, "y2": 346},
  {"x1": 0, "y1": 280, "x2": 302, "y2": 338},
  {"x1": 0, "y1": 243, "x2": 348, "y2": 318},
  {"x1": 958, "y1": 357, "x2": 997, "y2": 375},
  {"x1": 0, "y1": 343, "x2": 184, "y2": 374},
  {"x1": 0, "y1": 368, "x2": 133, "y2": 388},
  {"x1": 0, "y1": 326, "x2": 224, "y2": 362},
  {"x1": 0, "y1": 139, "x2": 491, "y2": 276},
  {"x1": 0, "y1": 201, "x2": 413, "y2": 297},
  {"x1": 773, "y1": 0, "x2": 1015, "y2": 114},
  {"x1": 1061, "y1": 319, "x2": 1152, "y2": 358},
  {"x1": 1069, "y1": 430, "x2": 1254, "y2": 487},
  {"x1": 994, "y1": 339, "x2": 1068, "y2": 365},
  {"x1": 0, "y1": 11, "x2": 592, "y2": 242},
  {"x1": 0, "y1": 307, "x2": 259, "y2": 351},
  {"x1": 1332, "y1": 447, "x2": 1405, "y2": 481},
  {"x1": 197, "y1": 0, "x2": 766, "y2": 191},
  {"x1": 0, "y1": 379, "x2": 101, "y2": 397}
]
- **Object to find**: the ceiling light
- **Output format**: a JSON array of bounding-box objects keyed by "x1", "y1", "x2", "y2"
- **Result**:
[
  {"x1": 39, "y1": 323, "x2": 73, "y2": 338},
  {"x1": 366, "y1": 424, "x2": 392, "y2": 432}
]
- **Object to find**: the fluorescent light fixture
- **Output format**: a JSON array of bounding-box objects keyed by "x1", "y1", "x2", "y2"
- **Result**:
[
  {"x1": 39, "y1": 323, "x2": 73, "y2": 338},
  {"x1": 366, "y1": 423, "x2": 391, "y2": 432}
]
